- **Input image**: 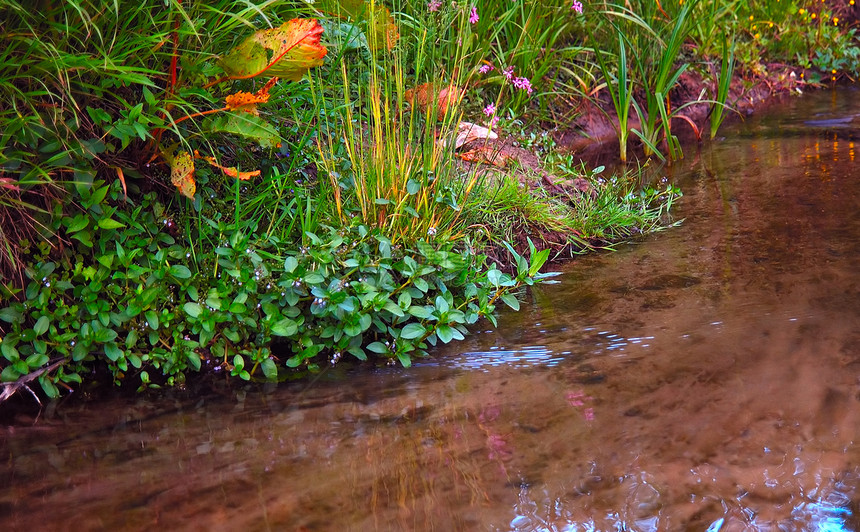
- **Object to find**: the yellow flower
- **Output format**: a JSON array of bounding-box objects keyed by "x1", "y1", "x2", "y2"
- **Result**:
[
  {"x1": 754, "y1": 32, "x2": 761, "y2": 39},
  {"x1": 799, "y1": 8, "x2": 806, "y2": 14},
  {"x1": 749, "y1": 15, "x2": 754, "y2": 21},
  {"x1": 812, "y1": 13, "x2": 816, "y2": 19},
  {"x1": 834, "y1": 17, "x2": 839, "y2": 25}
]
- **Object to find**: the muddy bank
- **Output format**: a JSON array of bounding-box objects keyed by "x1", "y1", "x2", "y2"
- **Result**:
[{"x1": 558, "y1": 63, "x2": 813, "y2": 160}]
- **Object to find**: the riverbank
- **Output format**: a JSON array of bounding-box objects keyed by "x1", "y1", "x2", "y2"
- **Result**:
[{"x1": 1, "y1": 0, "x2": 857, "y2": 405}]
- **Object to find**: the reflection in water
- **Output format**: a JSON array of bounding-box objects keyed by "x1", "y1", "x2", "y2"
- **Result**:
[{"x1": 3, "y1": 89, "x2": 860, "y2": 531}]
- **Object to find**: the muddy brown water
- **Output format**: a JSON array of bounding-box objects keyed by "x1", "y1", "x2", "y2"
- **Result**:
[{"x1": 3, "y1": 88, "x2": 860, "y2": 531}]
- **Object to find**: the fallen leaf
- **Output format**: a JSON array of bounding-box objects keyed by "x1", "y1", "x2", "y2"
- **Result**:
[
  {"x1": 454, "y1": 121, "x2": 498, "y2": 149},
  {"x1": 113, "y1": 166, "x2": 127, "y2": 199},
  {"x1": 457, "y1": 145, "x2": 511, "y2": 168},
  {"x1": 405, "y1": 82, "x2": 463, "y2": 120},
  {"x1": 170, "y1": 151, "x2": 196, "y2": 199},
  {"x1": 200, "y1": 155, "x2": 261, "y2": 181},
  {"x1": 0, "y1": 177, "x2": 21, "y2": 192}
]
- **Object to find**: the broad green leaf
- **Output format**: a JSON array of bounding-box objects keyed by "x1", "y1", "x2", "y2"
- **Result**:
[
  {"x1": 1, "y1": 341, "x2": 19, "y2": 361},
  {"x1": 396, "y1": 352, "x2": 411, "y2": 367},
  {"x1": 39, "y1": 377, "x2": 59, "y2": 398},
  {"x1": 145, "y1": 310, "x2": 159, "y2": 329},
  {"x1": 271, "y1": 318, "x2": 298, "y2": 336},
  {"x1": 383, "y1": 300, "x2": 404, "y2": 317},
  {"x1": 33, "y1": 316, "x2": 50, "y2": 335},
  {"x1": 500, "y1": 293, "x2": 520, "y2": 311},
  {"x1": 0, "y1": 305, "x2": 22, "y2": 323},
  {"x1": 261, "y1": 358, "x2": 278, "y2": 380},
  {"x1": 284, "y1": 256, "x2": 299, "y2": 273},
  {"x1": 367, "y1": 341, "x2": 387, "y2": 354},
  {"x1": 1, "y1": 365, "x2": 20, "y2": 382},
  {"x1": 304, "y1": 271, "x2": 325, "y2": 284},
  {"x1": 169, "y1": 265, "x2": 192, "y2": 279},
  {"x1": 104, "y1": 342, "x2": 123, "y2": 361},
  {"x1": 203, "y1": 113, "x2": 281, "y2": 149},
  {"x1": 408, "y1": 305, "x2": 431, "y2": 319},
  {"x1": 184, "y1": 302, "x2": 203, "y2": 318},
  {"x1": 400, "y1": 323, "x2": 425, "y2": 340},
  {"x1": 436, "y1": 324, "x2": 454, "y2": 344},
  {"x1": 97, "y1": 217, "x2": 125, "y2": 230},
  {"x1": 25, "y1": 353, "x2": 49, "y2": 368},
  {"x1": 347, "y1": 346, "x2": 367, "y2": 361}
]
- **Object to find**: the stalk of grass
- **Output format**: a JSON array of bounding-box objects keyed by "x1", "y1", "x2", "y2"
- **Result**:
[
  {"x1": 710, "y1": 35, "x2": 736, "y2": 139},
  {"x1": 591, "y1": 34, "x2": 635, "y2": 162}
]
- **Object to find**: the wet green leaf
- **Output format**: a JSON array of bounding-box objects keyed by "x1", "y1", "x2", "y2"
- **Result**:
[
  {"x1": 261, "y1": 358, "x2": 278, "y2": 380},
  {"x1": 500, "y1": 294, "x2": 520, "y2": 311},
  {"x1": 367, "y1": 341, "x2": 387, "y2": 354},
  {"x1": 271, "y1": 318, "x2": 298, "y2": 336},
  {"x1": 400, "y1": 323, "x2": 425, "y2": 340}
]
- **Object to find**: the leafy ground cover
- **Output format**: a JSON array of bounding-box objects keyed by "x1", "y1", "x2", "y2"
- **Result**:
[{"x1": 0, "y1": 0, "x2": 855, "y2": 404}]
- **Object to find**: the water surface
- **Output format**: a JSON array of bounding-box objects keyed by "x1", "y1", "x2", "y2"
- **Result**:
[{"x1": 3, "y1": 88, "x2": 860, "y2": 531}]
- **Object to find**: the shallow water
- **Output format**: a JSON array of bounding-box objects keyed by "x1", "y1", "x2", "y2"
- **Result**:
[{"x1": 3, "y1": 88, "x2": 860, "y2": 531}]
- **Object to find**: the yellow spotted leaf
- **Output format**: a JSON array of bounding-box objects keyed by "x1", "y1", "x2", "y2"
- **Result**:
[
  {"x1": 218, "y1": 19, "x2": 327, "y2": 82},
  {"x1": 170, "y1": 151, "x2": 196, "y2": 199}
]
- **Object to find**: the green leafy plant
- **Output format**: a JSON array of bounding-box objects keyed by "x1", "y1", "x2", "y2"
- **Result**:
[{"x1": 0, "y1": 178, "x2": 553, "y2": 400}]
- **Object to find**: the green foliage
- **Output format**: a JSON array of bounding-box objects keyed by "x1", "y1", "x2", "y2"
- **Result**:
[
  {"x1": 0, "y1": 180, "x2": 549, "y2": 394},
  {"x1": 0, "y1": 0, "x2": 695, "y2": 404}
]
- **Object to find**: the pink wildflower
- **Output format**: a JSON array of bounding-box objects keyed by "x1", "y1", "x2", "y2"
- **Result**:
[
  {"x1": 489, "y1": 115, "x2": 500, "y2": 128},
  {"x1": 502, "y1": 66, "x2": 515, "y2": 81},
  {"x1": 513, "y1": 76, "x2": 533, "y2": 95},
  {"x1": 483, "y1": 103, "x2": 496, "y2": 116},
  {"x1": 428, "y1": 0, "x2": 441, "y2": 11},
  {"x1": 583, "y1": 407, "x2": 595, "y2": 421},
  {"x1": 571, "y1": 1, "x2": 583, "y2": 13},
  {"x1": 469, "y1": 6, "x2": 479, "y2": 24},
  {"x1": 478, "y1": 63, "x2": 494, "y2": 74}
]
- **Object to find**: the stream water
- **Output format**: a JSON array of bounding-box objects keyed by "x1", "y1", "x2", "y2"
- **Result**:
[{"x1": 3, "y1": 88, "x2": 860, "y2": 531}]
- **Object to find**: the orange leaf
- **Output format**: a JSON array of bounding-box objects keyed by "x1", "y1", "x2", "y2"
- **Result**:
[
  {"x1": 225, "y1": 77, "x2": 278, "y2": 115},
  {"x1": 170, "y1": 151, "x2": 196, "y2": 199},
  {"x1": 405, "y1": 83, "x2": 463, "y2": 120},
  {"x1": 200, "y1": 155, "x2": 261, "y2": 181}
]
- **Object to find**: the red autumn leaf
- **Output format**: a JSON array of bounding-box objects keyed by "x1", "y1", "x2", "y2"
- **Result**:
[{"x1": 225, "y1": 77, "x2": 278, "y2": 115}]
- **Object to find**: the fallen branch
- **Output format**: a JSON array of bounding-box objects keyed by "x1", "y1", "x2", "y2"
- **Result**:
[{"x1": 0, "y1": 359, "x2": 65, "y2": 407}]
